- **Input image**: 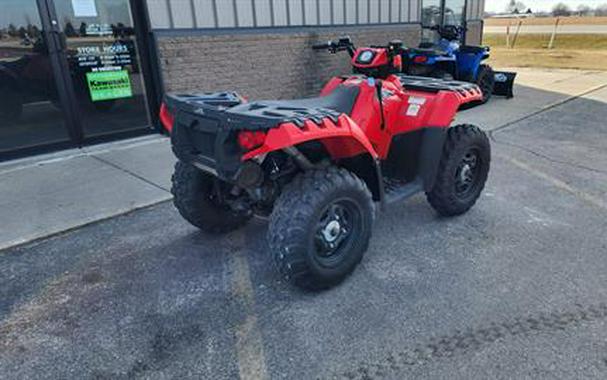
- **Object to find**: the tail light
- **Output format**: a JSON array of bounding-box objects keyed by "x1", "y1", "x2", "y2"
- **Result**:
[
  {"x1": 413, "y1": 55, "x2": 428, "y2": 64},
  {"x1": 392, "y1": 55, "x2": 403, "y2": 71},
  {"x1": 159, "y1": 103, "x2": 175, "y2": 133},
  {"x1": 238, "y1": 130, "x2": 266, "y2": 151}
]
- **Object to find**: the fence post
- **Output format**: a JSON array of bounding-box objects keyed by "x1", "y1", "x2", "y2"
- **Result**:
[
  {"x1": 548, "y1": 17, "x2": 561, "y2": 49},
  {"x1": 511, "y1": 20, "x2": 523, "y2": 48},
  {"x1": 506, "y1": 23, "x2": 511, "y2": 48}
]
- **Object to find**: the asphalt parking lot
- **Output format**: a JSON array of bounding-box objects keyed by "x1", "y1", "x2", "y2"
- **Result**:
[{"x1": 1, "y1": 71, "x2": 607, "y2": 379}]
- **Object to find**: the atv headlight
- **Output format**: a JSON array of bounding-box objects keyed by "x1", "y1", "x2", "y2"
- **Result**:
[{"x1": 357, "y1": 50, "x2": 375, "y2": 64}]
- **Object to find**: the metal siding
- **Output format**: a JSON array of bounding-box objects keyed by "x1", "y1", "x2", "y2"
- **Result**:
[
  {"x1": 273, "y1": 0, "x2": 289, "y2": 26},
  {"x1": 192, "y1": 0, "x2": 217, "y2": 27},
  {"x1": 216, "y1": 0, "x2": 237, "y2": 27},
  {"x1": 256, "y1": 0, "x2": 273, "y2": 26},
  {"x1": 146, "y1": 0, "x2": 424, "y2": 29},
  {"x1": 287, "y1": 0, "x2": 303, "y2": 25},
  {"x1": 333, "y1": 0, "x2": 345, "y2": 24},
  {"x1": 358, "y1": 0, "x2": 369, "y2": 23},
  {"x1": 380, "y1": 0, "x2": 390, "y2": 23},
  {"x1": 369, "y1": 0, "x2": 379, "y2": 23},
  {"x1": 303, "y1": 0, "x2": 317, "y2": 25},
  {"x1": 147, "y1": 0, "x2": 172, "y2": 28},
  {"x1": 390, "y1": 0, "x2": 399, "y2": 22},
  {"x1": 169, "y1": 0, "x2": 194, "y2": 27},
  {"x1": 319, "y1": 0, "x2": 332, "y2": 25}
]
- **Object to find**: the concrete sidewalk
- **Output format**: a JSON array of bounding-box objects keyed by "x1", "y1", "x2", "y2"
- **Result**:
[
  {"x1": 0, "y1": 136, "x2": 175, "y2": 251},
  {"x1": 1, "y1": 67, "x2": 606, "y2": 251}
]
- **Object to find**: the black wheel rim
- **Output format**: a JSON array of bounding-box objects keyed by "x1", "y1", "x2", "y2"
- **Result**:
[
  {"x1": 313, "y1": 199, "x2": 362, "y2": 268},
  {"x1": 455, "y1": 148, "x2": 482, "y2": 199}
]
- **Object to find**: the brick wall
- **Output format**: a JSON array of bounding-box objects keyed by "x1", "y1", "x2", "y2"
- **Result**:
[
  {"x1": 156, "y1": 24, "x2": 421, "y2": 100},
  {"x1": 465, "y1": 20, "x2": 483, "y2": 46}
]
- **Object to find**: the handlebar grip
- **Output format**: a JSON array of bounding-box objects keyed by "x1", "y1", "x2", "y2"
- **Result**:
[{"x1": 312, "y1": 42, "x2": 332, "y2": 50}]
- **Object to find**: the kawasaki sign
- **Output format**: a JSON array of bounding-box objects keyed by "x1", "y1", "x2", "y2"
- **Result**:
[{"x1": 86, "y1": 70, "x2": 133, "y2": 102}]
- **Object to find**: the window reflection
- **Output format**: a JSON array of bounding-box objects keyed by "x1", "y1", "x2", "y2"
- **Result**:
[
  {"x1": 0, "y1": 1, "x2": 69, "y2": 153},
  {"x1": 444, "y1": 0, "x2": 466, "y2": 26}
]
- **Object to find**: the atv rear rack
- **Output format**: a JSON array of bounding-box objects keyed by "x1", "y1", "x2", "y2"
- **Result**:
[{"x1": 397, "y1": 75, "x2": 482, "y2": 104}]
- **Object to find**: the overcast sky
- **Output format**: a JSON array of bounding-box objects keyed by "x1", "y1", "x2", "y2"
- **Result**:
[{"x1": 486, "y1": 0, "x2": 607, "y2": 12}]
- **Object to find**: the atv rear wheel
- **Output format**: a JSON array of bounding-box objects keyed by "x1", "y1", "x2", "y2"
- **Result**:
[
  {"x1": 171, "y1": 161, "x2": 251, "y2": 233},
  {"x1": 476, "y1": 64, "x2": 495, "y2": 104},
  {"x1": 426, "y1": 124, "x2": 491, "y2": 216},
  {"x1": 268, "y1": 167, "x2": 374, "y2": 290}
]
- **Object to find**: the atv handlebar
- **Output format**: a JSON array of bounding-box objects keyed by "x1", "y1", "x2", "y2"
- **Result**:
[
  {"x1": 312, "y1": 41, "x2": 334, "y2": 50},
  {"x1": 312, "y1": 36, "x2": 356, "y2": 57}
]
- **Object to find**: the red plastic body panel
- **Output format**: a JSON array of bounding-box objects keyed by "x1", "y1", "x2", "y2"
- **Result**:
[
  {"x1": 243, "y1": 73, "x2": 481, "y2": 161},
  {"x1": 242, "y1": 115, "x2": 378, "y2": 161}
]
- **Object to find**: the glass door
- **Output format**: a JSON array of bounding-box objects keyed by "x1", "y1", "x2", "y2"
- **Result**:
[
  {"x1": 51, "y1": 0, "x2": 150, "y2": 138},
  {"x1": 421, "y1": 0, "x2": 467, "y2": 43},
  {"x1": 443, "y1": 0, "x2": 466, "y2": 27},
  {"x1": 0, "y1": 0, "x2": 72, "y2": 154}
]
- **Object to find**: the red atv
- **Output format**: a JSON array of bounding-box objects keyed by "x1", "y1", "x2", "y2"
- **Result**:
[{"x1": 160, "y1": 37, "x2": 491, "y2": 290}]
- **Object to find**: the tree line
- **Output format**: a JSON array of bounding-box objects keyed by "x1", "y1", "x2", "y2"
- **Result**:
[{"x1": 495, "y1": 1, "x2": 607, "y2": 17}]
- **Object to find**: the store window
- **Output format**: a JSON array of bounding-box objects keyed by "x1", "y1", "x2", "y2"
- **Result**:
[
  {"x1": 422, "y1": 0, "x2": 442, "y2": 26},
  {"x1": 422, "y1": 0, "x2": 468, "y2": 42},
  {"x1": 0, "y1": 0, "x2": 70, "y2": 153},
  {"x1": 444, "y1": 0, "x2": 466, "y2": 26},
  {"x1": 52, "y1": 0, "x2": 150, "y2": 138}
]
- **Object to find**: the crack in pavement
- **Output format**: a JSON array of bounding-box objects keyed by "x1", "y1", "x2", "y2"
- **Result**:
[
  {"x1": 490, "y1": 138, "x2": 607, "y2": 176},
  {"x1": 487, "y1": 82, "x2": 607, "y2": 177},
  {"x1": 91, "y1": 155, "x2": 171, "y2": 193},
  {"x1": 489, "y1": 82, "x2": 607, "y2": 135},
  {"x1": 331, "y1": 303, "x2": 607, "y2": 380}
]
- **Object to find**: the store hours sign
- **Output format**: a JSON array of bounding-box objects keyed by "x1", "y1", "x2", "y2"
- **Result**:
[{"x1": 76, "y1": 43, "x2": 133, "y2": 69}]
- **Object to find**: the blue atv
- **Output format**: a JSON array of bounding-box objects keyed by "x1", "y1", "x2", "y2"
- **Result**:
[{"x1": 405, "y1": 25, "x2": 502, "y2": 104}]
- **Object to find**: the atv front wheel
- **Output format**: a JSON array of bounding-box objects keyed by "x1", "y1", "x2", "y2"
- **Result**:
[
  {"x1": 426, "y1": 124, "x2": 491, "y2": 216},
  {"x1": 476, "y1": 64, "x2": 495, "y2": 104},
  {"x1": 268, "y1": 168, "x2": 375, "y2": 290},
  {"x1": 171, "y1": 161, "x2": 251, "y2": 233}
]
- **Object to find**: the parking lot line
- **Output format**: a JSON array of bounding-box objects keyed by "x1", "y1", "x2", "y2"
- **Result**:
[
  {"x1": 229, "y1": 231, "x2": 269, "y2": 380},
  {"x1": 497, "y1": 154, "x2": 607, "y2": 212}
]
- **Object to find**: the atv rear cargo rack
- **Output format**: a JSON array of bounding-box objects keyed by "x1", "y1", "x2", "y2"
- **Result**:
[{"x1": 397, "y1": 75, "x2": 482, "y2": 103}]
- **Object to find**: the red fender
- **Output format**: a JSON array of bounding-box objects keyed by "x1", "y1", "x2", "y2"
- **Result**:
[{"x1": 241, "y1": 114, "x2": 378, "y2": 161}]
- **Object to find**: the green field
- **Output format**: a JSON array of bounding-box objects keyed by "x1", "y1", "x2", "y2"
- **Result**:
[
  {"x1": 483, "y1": 34, "x2": 607, "y2": 71},
  {"x1": 484, "y1": 33, "x2": 607, "y2": 50}
]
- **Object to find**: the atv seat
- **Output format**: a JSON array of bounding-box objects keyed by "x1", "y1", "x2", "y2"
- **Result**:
[{"x1": 259, "y1": 85, "x2": 360, "y2": 116}]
